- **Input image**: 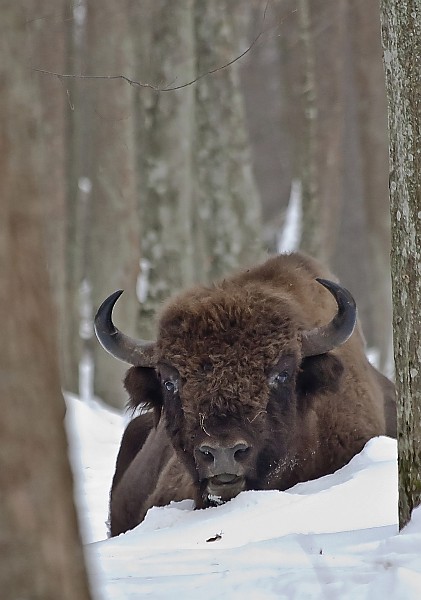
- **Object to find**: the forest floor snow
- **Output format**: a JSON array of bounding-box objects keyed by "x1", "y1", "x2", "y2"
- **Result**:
[{"x1": 65, "y1": 394, "x2": 421, "y2": 600}]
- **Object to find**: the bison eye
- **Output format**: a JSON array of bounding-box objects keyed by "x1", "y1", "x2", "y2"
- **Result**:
[
  {"x1": 268, "y1": 356, "x2": 296, "y2": 388},
  {"x1": 163, "y1": 380, "x2": 176, "y2": 393},
  {"x1": 276, "y1": 371, "x2": 290, "y2": 384},
  {"x1": 269, "y1": 370, "x2": 290, "y2": 388}
]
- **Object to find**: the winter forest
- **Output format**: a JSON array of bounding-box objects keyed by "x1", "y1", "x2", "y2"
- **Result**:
[{"x1": 1, "y1": 1, "x2": 420, "y2": 599}]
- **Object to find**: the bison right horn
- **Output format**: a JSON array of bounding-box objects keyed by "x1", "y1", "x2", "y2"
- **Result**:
[
  {"x1": 300, "y1": 279, "x2": 357, "y2": 357},
  {"x1": 94, "y1": 290, "x2": 156, "y2": 367}
]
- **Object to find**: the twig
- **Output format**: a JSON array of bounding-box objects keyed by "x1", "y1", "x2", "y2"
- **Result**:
[{"x1": 34, "y1": 1, "x2": 271, "y2": 93}]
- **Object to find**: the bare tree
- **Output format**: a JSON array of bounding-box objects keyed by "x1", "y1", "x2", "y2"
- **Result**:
[
  {"x1": 381, "y1": 0, "x2": 421, "y2": 528},
  {"x1": 240, "y1": 1, "x2": 292, "y2": 249},
  {"x1": 0, "y1": 3, "x2": 92, "y2": 597},
  {"x1": 61, "y1": 1, "x2": 91, "y2": 395},
  {"x1": 193, "y1": 0, "x2": 263, "y2": 281},
  {"x1": 85, "y1": 0, "x2": 140, "y2": 407},
  {"x1": 351, "y1": 0, "x2": 393, "y2": 374},
  {"x1": 32, "y1": 3, "x2": 264, "y2": 405},
  {"x1": 129, "y1": 1, "x2": 263, "y2": 340},
  {"x1": 297, "y1": 0, "x2": 346, "y2": 264},
  {"x1": 279, "y1": 0, "x2": 391, "y2": 370},
  {"x1": 130, "y1": 0, "x2": 197, "y2": 341},
  {"x1": 29, "y1": 2, "x2": 67, "y2": 328}
]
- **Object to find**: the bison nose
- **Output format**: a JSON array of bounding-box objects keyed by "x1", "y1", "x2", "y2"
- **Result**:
[{"x1": 198, "y1": 442, "x2": 250, "y2": 476}]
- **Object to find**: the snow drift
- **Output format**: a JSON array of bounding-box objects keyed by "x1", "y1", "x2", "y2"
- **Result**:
[{"x1": 65, "y1": 395, "x2": 421, "y2": 599}]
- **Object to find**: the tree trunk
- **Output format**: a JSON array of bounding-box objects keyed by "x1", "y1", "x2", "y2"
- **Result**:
[
  {"x1": 240, "y1": 1, "x2": 292, "y2": 249},
  {"x1": 61, "y1": 1, "x2": 91, "y2": 395},
  {"x1": 85, "y1": 0, "x2": 140, "y2": 407},
  {"x1": 380, "y1": 0, "x2": 421, "y2": 529},
  {"x1": 130, "y1": 0, "x2": 197, "y2": 341},
  {"x1": 129, "y1": 2, "x2": 263, "y2": 345},
  {"x1": 351, "y1": 0, "x2": 393, "y2": 374},
  {"x1": 0, "y1": 4, "x2": 92, "y2": 597},
  {"x1": 193, "y1": 0, "x2": 263, "y2": 281},
  {"x1": 29, "y1": 2, "x2": 67, "y2": 335},
  {"x1": 297, "y1": 0, "x2": 346, "y2": 265}
]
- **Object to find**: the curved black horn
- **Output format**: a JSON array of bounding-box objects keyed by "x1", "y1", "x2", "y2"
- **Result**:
[
  {"x1": 301, "y1": 278, "x2": 357, "y2": 357},
  {"x1": 94, "y1": 290, "x2": 156, "y2": 367}
]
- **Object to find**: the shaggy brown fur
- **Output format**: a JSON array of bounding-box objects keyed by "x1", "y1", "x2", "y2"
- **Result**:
[{"x1": 108, "y1": 252, "x2": 396, "y2": 537}]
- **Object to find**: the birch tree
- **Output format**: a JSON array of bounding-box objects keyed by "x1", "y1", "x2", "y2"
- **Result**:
[{"x1": 381, "y1": 0, "x2": 421, "y2": 528}]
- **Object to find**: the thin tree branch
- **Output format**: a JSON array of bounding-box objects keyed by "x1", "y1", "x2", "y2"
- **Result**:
[{"x1": 34, "y1": 1, "x2": 273, "y2": 93}]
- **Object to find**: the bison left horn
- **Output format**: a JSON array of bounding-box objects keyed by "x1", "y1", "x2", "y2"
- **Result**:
[
  {"x1": 301, "y1": 279, "x2": 357, "y2": 357},
  {"x1": 94, "y1": 290, "x2": 156, "y2": 367}
]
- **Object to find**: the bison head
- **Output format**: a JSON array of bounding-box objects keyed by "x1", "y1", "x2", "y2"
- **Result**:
[{"x1": 95, "y1": 278, "x2": 355, "y2": 507}]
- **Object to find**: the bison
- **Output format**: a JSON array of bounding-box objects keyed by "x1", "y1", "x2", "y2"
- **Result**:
[{"x1": 94, "y1": 252, "x2": 396, "y2": 537}]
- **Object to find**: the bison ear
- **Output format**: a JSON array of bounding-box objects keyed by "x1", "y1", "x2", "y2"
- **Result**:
[
  {"x1": 296, "y1": 353, "x2": 344, "y2": 408},
  {"x1": 124, "y1": 366, "x2": 163, "y2": 426}
]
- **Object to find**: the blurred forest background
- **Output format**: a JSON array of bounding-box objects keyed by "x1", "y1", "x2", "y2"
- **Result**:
[{"x1": 27, "y1": 0, "x2": 392, "y2": 408}]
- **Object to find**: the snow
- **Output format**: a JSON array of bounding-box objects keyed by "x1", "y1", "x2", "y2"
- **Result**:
[
  {"x1": 65, "y1": 394, "x2": 421, "y2": 600},
  {"x1": 277, "y1": 179, "x2": 302, "y2": 254}
]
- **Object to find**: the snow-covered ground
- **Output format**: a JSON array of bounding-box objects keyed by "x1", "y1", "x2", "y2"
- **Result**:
[{"x1": 65, "y1": 394, "x2": 421, "y2": 600}]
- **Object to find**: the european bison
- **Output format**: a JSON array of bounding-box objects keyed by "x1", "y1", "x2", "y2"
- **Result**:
[{"x1": 95, "y1": 252, "x2": 396, "y2": 537}]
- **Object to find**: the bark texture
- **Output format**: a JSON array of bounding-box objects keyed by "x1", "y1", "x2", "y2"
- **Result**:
[
  {"x1": 381, "y1": 0, "x2": 421, "y2": 528},
  {"x1": 297, "y1": 0, "x2": 346, "y2": 264},
  {"x1": 130, "y1": 1, "x2": 263, "y2": 340},
  {"x1": 130, "y1": 0, "x2": 196, "y2": 341},
  {"x1": 193, "y1": 1, "x2": 263, "y2": 281},
  {"x1": 62, "y1": 0, "x2": 90, "y2": 394},
  {"x1": 86, "y1": 0, "x2": 140, "y2": 407},
  {"x1": 351, "y1": 0, "x2": 392, "y2": 374},
  {"x1": 29, "y1": 2, "x2": 67, "y2": 330},
  {"x1": 0, "y1": 4, "x2": 92, "y2": 597}
]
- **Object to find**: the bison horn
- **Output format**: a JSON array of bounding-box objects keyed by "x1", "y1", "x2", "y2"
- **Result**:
[
  {"x1": 301, "y1": 278, "x2": 357, "y2": 357},
  {"x1": 94, "y1": 290, "x2": 156, "y2": 367}
]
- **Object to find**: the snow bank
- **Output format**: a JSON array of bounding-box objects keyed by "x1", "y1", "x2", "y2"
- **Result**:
[{"x1": 65, "y1": 395, "x2": 421, "y2": 600}]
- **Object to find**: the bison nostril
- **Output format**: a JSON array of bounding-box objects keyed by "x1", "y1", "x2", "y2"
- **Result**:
[
  {"x1": 233, "y1": 443, "x2": 251, "y2": 461},
  {"x1": 198, "y1": 442, "x2": 251, "y2": 470}
]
